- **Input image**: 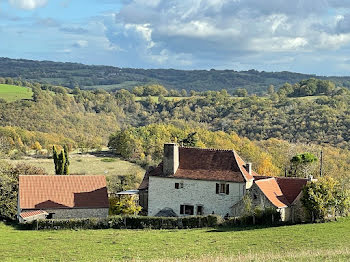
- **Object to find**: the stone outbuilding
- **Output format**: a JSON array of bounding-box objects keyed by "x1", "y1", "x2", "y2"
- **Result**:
[
  {"x1": 232, "y1": 176, "x2": 308, "y2": 222},
  {"x1": 18, "y1": 175, "x2": 109, "y2": 223}
]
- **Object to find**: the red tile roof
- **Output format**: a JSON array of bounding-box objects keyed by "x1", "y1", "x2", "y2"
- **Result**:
[
  {"x1": 255, "y1": 178, "x2": 289, "y2": 208},
  {"x1": 19, "y1": 175, "x2": 109, "y2": 209},
  {"x1": 253, "y1": 176, "x2": 308, "y2": 208},
  {"x1": 20, "y1": 210, "x2": 48, "y2": 219},
  {"x1": 144, "y1": 147, "x2": 255, "y2": 185},
  {"x1": 275, "y1": 177, "x2": 308, "y2": 204}
]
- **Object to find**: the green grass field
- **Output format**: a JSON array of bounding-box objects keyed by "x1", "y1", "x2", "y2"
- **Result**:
[
  {"x1": 0, "y1": 84, "x2": 33, "y2": 102},
  {"x1": 1, "y1": 218, "x2": 350, "y2": 261},
  {"x1": 6, "y1": 153, "x2": 145, "y2": 179}
]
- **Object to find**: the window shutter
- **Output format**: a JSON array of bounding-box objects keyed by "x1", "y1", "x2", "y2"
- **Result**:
[
  {"x1": 216, "y1": 183, "x2": 219, "y2": 194},
  {"x1": 180, "y1": 205, "x2": 184, "y2": 214},
  {"x1": 226, "y1": 184, "x2": 229, "y2": 195}
]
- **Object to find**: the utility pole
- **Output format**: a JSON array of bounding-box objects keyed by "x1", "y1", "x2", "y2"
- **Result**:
[{"x1": 319, "y1": 149, "x2": 323, "y2": 177}]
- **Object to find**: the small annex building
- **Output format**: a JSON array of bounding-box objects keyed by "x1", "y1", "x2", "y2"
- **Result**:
[
  {"x1": 232, "y1": 176, "x2": 308, "y2": 222},
  {"x1": 18, "y1": 175, "x2": 109, "y2": 223},
  {"x1": 139, "y1": 143, "x2": 309, "y2": 222}
]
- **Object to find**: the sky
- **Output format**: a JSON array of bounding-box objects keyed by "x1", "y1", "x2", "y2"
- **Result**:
[{"x1": 1, "y1": 0, "x2": 350, "y2": 75}]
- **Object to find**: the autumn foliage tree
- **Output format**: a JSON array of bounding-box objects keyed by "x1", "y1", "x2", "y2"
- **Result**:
[
  {"x1": 301, "y1": 176, "x2": 350, "y2": 221},
  {"x1": 109, "y1": 196, "x2": 142, "y2": 215}
]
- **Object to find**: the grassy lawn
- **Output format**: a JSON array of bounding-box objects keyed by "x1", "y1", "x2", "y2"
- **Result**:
[
  {"x1": 0, "y1": 84, "x2": 33, "y2": 102},
  {"x1": 6, "y1": 152, "x2": 145, "y2": 180},
  {"x1": 1, "y1": 218, "x2": 350, "y2": 261}
]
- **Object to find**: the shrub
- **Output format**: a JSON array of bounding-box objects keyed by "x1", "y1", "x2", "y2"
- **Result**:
[
  {"x1": 22, "y1": 215, "x2": 223, "y2": 230},
  {"x1": 221, "y1": 208, "x2": 281, "y2": 227}
]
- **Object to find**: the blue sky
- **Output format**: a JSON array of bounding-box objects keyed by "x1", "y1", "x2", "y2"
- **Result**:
[{"x1": 1, "y1": 0, "x2": 350, "y2": 75}]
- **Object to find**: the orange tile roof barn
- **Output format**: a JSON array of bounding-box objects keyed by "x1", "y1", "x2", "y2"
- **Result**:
[{"x1": 19, "y1": 175, "x2": 109, "y2": 209}]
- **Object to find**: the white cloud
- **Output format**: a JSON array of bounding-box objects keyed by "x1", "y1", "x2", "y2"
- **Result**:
[
  {"x1": 316, "y1": 32, "x2": 350, "y2": 49},
  {"x1": 9, "y1": 0, "x2": 47, "y2": 10},
  {"x1": 73, "y1": 40, "x2": 88, "y2": 48},
  {"x1": 95, "y1": 0, "x2": 350, "y2": 71}
]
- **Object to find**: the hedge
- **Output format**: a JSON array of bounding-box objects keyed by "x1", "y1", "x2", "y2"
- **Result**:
[
  {"x1": 221, "y1": 208, "x2": 282, "y2": 227},
  {"x1": 20, "y1": 215, "x2": 223, "y2": 230}
]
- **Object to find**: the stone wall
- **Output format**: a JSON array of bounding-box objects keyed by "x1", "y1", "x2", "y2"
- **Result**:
[
  {"x1": 21, "y1": 208, "x2": 109, "y2": 220},
  {"x1": 231, "y1": 183, "x2": 291, "y2": 220},
  {"x1": 148, "y1": 176, "x2": 246, "y2": 217},
  {"x1": 290, "y1": 192, "x2": 308, "y2": 223},
  {"x1": 139, "y1": 189, "x2": 148, "y2": 214}
]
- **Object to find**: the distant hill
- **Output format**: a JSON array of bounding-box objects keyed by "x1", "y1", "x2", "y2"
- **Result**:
[{"x1": 1, "y1": 57, "x2": 350, "y2": 94}]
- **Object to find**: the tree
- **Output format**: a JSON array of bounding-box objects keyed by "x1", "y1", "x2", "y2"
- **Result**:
[
  {"x1": 301, "y1": 176, "x2": 350, "y2": 221},
  {"x1": 267, "y1": 85, "x2": 275, "y2": 95},
  {"x1": 179, "y1": 132, "x2": 198, "y2": 147},
  {"x1": 63, "y1": 145, "x2": 69, "y2": 175},
  {"x1": 53, "y1": 145, "x2": 69, "y2": 175},
  {"x1": 31, "y1": 141, "x2": 42, "y2": 154},
  {"x1": 180, "y1": 89, "x2": 187, "y2": 97},
  {"x1": 233, "y1": 88, "x2": 248, "y2": 97},
  {"x1": 289, "y1": 152, "x2": 317, "y2": 177},
  {"x1": 0, "y1": 162, "x2": 45, "y2": 221},
  {"x1": 109, "y1": 196, "x2": 142, "y2": 215}
]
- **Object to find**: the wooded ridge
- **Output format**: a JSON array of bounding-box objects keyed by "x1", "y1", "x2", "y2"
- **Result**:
[{"x1": 2, "y1": 57, "x2": 350, "y2": 94}]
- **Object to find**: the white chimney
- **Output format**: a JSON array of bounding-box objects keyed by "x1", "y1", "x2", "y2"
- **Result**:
[
  {"x1": 163, "y1": 143, "x2": 179, "y2": 176},
  {"x1": 245, "y1": 163, "x2": 252, "y2": 175}
]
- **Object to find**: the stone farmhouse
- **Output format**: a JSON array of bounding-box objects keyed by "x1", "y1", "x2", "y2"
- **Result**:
[
  {"x1": 18, "y1": 175, "x2": 109, "y2": 223},
  {"x1": 139, "y1": 143, "x2": 308, "y2": 222}
]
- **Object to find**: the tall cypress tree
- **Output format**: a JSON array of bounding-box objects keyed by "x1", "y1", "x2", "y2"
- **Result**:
[
  {"x1": 53, "y1": 145, "x2": 70, "y2": 175},
  {"x1": 53, "y1": 145, "x2": 59, "y2": 174},
  {"x1": 63, "y1": 145, "x2": 69, "y2": 175}
]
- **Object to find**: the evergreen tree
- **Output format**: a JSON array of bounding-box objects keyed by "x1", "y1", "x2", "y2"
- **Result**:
[
  {"x1": 53, "y1": 146, "x2": 59, "y2": 174},
  {"x1": 180, "y1": 132, "x2": 199, "y2": 147},
  {"x1": 53, "y1": 145, "x2": 69, "y2": 175},
  {"x1": 63, "y1": 145, "x2": 69, "y2": 175}
]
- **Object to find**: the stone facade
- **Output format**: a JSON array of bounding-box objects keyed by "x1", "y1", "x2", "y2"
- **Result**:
[
  {"x1": 231, "y1": 183, "x2": 292, "y2": 221},
  {"x1": 148, "y1": 176, "x2": 246, "y2": 217},
  {"x1": 20, "y1": 208, "x2": 109, "y2": 220},
  {"x1": 289, "y1": 192, "x2": 308, "y2": 223}
]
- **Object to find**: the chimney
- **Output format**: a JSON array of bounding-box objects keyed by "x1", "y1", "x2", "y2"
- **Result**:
[
  {"x1": 244, "y1": 163, "x2": 252, "y2": 175},
  {"x1": 163, "y1": 143, "x2": 179, "y2": 176}
]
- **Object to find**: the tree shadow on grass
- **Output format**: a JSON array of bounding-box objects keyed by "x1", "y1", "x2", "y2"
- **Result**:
[{"x1": 206, "y1": 223, "x2": 289, "y2": 233}]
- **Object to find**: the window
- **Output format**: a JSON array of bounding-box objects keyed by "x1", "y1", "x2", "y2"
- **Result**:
[
  {"x1": 175, "y1": 182, "x2": 183, "y2": 189},
  {"x1": 220, "y1": 184, "x2": 226, "y2": 193},
  {"x1": 216, "y1": 183, "x2": 229, "y2": 195},
  {"x1": 180, "y1": 205, "x2": 194, "y2": 215},
  {"x1": 46, "y1": 213, "x2": 55, "y2": 219},
  {"x1": 197, "y1": 205, "x2": 203, "y2": 215},
  {"x1": 253, "y1": 194, "x2": 257, "y2": 200}
]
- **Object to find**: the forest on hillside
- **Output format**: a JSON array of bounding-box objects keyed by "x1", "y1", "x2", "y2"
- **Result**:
[
  {"x1": 1, "y1": 77, "x2": 350, "y2": 157},
  {"x1": 1, "y1": 77, "x2": 350, "y2": 199},
  {"x1": 2, "y1": 57, "x2": 350, "y2": 94}
]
